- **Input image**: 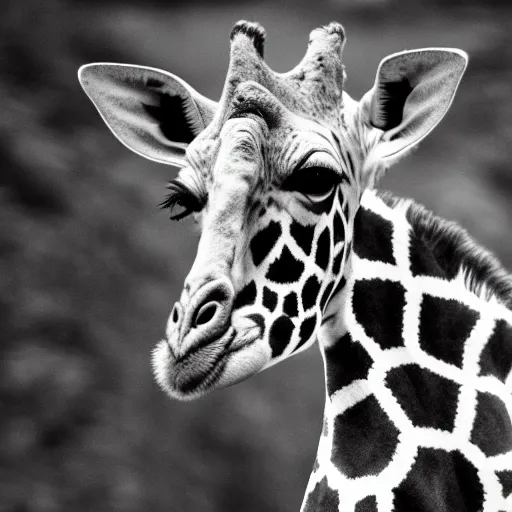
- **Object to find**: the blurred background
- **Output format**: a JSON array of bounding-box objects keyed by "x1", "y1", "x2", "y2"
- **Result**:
[{"x1": 1, "y1": 0, "x2": 512, "y2": 510}]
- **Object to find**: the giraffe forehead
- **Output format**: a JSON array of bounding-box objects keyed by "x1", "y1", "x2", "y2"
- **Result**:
[
  {"x1": 208, "y1": 117, "x2": 268, "y2": 187},
  {"x1": 222, "y1": 68, "x2": 345, "y2": 129},
  {"x1": 189, "y1": 111, "x2": 337, "y2": 187},
  {"x1": 229, "y1": 81, "x2": 287, "y2": 128}
]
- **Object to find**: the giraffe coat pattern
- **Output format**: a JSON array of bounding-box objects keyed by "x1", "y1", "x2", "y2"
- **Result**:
[
  {"x1": 308, "y1": 190, "x2": 512, "y2": 511},
  {"x1": 78, "y1": 20, "x2": 512, "y2": 511}
]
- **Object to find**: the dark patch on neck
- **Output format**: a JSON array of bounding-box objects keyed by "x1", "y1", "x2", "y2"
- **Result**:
[
  {"x1": 419, "y1": 295, "x2": 478, "y2": 369},
  {"x1": 353, "y1": 278, "x2": 405, "y2": 349},
  {"x1": 302, "y1": 476, "x2": 340, "y2": 512},
  {"x1": 331, "y1": 394, "x2": 399, "y2": 478},
  {"x1": 385, "y1": 364, "x2": 460, "y2": 431},
  {"x1": 478, "y1": 319, "x2": 512, "y2": 382},
  {"x1": 496, "y1": 470, "x2": 512, "y2": 498},
  {"x1": 142, "y1": 93, "x2": 196, "y2": 143},
  {"x1": 353, "y1": 206, "x2": 395, "y2": 265},
  {"x1": 409, "y1": 231, "x2": 446, "y2": 278},
  {"x1": 355, "y1": 496, "x2": 378, "y2": 512},
  {"x1": 325, "y1": 333, "x2": 373, "y2": 395},
  {"x1": 393, "y1": 448, "x2": 484, "y2": 512},
  {"x1": 378, "y1": 190, "x2": 512, "y2": 307},
  {"x1": 471, "y1": 391, "x2": 512, "y2": 457}
]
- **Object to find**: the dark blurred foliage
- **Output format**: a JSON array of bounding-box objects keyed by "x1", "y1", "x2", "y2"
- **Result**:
[{"x1": 1, "y1": 1, "x2": 512, "y2": 511}]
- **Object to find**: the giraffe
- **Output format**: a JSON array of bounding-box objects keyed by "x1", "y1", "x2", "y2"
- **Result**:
[{"x1": 78, "y1": 20, "x2": 512, "y2": 511}]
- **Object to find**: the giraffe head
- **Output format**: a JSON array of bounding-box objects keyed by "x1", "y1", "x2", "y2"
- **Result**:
[{"x1": 79, "y1": 21, "x2": 467, "y2": 399}]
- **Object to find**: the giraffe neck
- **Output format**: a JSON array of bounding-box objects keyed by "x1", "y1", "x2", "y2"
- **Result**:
[{"x1": 302, "y1": 189, "x2": 512, "y2": 512}]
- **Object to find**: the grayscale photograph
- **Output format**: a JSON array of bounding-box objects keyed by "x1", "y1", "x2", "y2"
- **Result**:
[{"x1": 2, "y1": 0, "x2": 512, "y2": 510}]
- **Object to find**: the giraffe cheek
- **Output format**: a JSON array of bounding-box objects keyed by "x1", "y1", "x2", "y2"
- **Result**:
[
  {"x1": 233, "y1": 281, "x2": 257, "y2": 310},
  {"x1": 215, "y1": 341, "x2": 270, "y2": 387},
  {"x1": 269, "y1": 315, "x2": 295, "y2": 358},
  {"x1": 250, "y1": 221, "x2": 282, "y2": 266},
  {"x1": 283, "y1": 292, "x2": 298, "y2": 317},
  {"x1": 292, "y1": 313, "x2": 318, "y2": 354},
  {"x1": 301, "y1": 276, "x2": 321, "y2": 310},
  {"x1": 315, "y1": 227, "x2": 331, "y2": 271},
  {"x1": 265, "y1": 245, "x2": 304, "y2": 284},
  {"x1": 290, "y1": 221, "x2": 315, "y2": 256},
  {"x1": 262, "y1": 287, "x2": 278, "y2": 312}
]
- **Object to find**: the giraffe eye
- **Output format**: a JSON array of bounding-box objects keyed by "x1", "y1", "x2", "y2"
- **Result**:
[
  {"x1": 160, "y1": 181, "x2": 203, "y2": 220},
  {"x1": 282, "y1": 166, "x2": 340, "y2": 200}
]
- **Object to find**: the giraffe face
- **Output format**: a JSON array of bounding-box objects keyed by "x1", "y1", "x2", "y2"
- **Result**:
[
  {"x1": 152, "y1": 91, "x2": 361, "y2": 399},
  {"x1": 79, "y1": 21, "x2": 467, "y2": 400}
]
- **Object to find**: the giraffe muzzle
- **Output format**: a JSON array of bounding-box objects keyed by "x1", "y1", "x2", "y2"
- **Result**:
[
  {"x1": 170, "y1": 277, "x2": 235, "y2": 358},
  {"x1": 159, "y1": 277, "x2": 248, "y2": 395},
  {"x1": 156, "y1": 274, "x2": 269, "y2": 397}
]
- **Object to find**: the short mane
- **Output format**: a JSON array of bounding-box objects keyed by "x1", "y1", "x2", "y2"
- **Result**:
[{"x1": 378, "y1": 190, "x2": 512, "y2": 309}]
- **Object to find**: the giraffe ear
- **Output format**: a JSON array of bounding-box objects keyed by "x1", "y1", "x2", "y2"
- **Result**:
[
  {"x1": 78, "y1": 63, "x2": 217, "y2": 167},
  {"x1": 360, "y1": 48, "x2": 467, "y2": 164}
]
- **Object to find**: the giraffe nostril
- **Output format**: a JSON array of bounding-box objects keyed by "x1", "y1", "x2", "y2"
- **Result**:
[
  {"x1": 172, "y1": 303, "x2": 180, "y2": 323},
  {"x1": 194, "y1": 301, "x2": 219, "y2": 327},
  {"x1": 184, "y1": 278, "x2": 234, "y2": 341}
]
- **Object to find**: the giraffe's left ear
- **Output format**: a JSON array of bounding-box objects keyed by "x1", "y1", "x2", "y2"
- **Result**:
[
  {"x1": 360, "y1": 48, "x2": 468, "y2": 165},
  {"x1": 78, "y1": 63, "x2": 217, "y2": 167}
]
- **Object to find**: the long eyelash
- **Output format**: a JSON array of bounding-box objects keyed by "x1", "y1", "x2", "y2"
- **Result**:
[
  {"x1": 160, "y1": 181, "x2": 196, "y2": 221},
  {"x1": 159, "y1": 182, "x2": 183, "y2": 210}
]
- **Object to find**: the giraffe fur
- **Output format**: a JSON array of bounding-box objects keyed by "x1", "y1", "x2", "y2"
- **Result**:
[
  {"x1": 311, "y1": 189, "x2": 512, "y2": 511},
  {"x1": 78, "y1": 20, "x2": 512, "y2": 511}
]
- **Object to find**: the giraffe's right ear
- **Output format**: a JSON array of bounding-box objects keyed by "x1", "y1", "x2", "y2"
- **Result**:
[
  {"x1": 78, "y1": 63, "x2": 217, "y2": 167},
  {"x1": 359, "y1": 48, "x2": 467, "y2": 169}
]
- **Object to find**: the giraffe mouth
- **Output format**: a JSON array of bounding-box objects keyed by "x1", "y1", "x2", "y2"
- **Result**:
[
  {"x1": 170, "y1": 328, "x2": 236, "y2": 394},
  {"x1": 164, "y1": 317, "x2": 262, "y2": 395}
]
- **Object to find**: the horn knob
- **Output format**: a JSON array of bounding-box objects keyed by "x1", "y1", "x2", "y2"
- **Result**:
[
  {"x1": 294, "y1": 22, "x2": 346, "y2": 88},
  {"x1": 230, "y1": 20, "x2": 266, "y2": 58}
]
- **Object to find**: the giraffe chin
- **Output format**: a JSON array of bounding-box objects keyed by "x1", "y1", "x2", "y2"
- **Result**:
[{"x1": 152, "y1": 318, "x2": 267, "y2": 400}]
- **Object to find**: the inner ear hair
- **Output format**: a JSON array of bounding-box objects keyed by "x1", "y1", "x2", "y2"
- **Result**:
[
  {"x1": 142, "y1": 93, "x2": 200, "y2": 143},
  {"x1": 370, "y1": 78, "x2": 413, "y2": 131}
]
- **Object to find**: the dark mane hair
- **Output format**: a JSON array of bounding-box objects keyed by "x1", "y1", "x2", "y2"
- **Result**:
[{"x1": 378, "y1": 190, "x2": 512, "y2": 309}]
